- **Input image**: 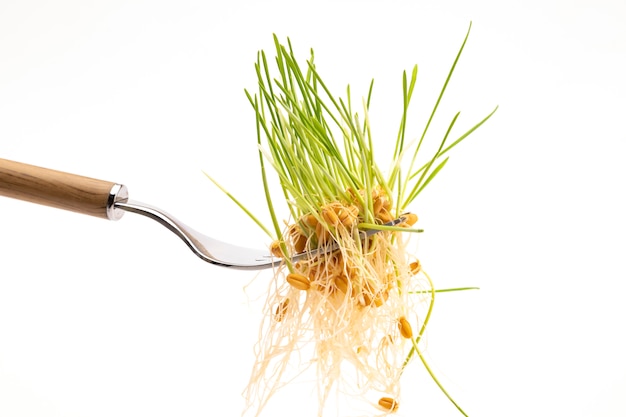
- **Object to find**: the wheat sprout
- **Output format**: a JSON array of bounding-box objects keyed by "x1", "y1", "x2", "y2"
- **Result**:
[{"x1": 207, "y1": 22, "x2": 496, "y2": 416}]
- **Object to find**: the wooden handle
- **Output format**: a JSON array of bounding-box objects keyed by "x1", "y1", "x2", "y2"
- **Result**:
[{"x1": 0, "y1": 158, "x2": 122, "y2": 219}]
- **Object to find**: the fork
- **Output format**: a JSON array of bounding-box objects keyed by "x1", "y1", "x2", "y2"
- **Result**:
[{"x1": 0, "y1": 158, "x2": 404, "y2": 270}]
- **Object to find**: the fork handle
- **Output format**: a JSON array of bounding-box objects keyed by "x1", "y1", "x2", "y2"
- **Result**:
[{"x1": 0, "y1": 158, "x2": 128, "y2": 220}]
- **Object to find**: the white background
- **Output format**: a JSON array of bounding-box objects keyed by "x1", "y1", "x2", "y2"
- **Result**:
[{"x1": 1, "y1": 1, "x2": 625, "y2": 416}]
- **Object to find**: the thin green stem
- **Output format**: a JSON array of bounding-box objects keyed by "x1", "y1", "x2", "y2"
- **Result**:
[
  {"x1": 203, "y1": 172, "x2": 273, "y2": 239},
  {"x1": 403, "y1": 270, "x2": 469, "y2": 416},
  {"x1": 411, "y1": 286, "x2": 480, "y2": 294},
  {"x1": 403, "y1": 270, "x2": 435, "y2": 369},
  {"x1": 400, "y1": 22, "x2": 472, "y2": 208},
  {"x1": 413, "y1": 343, "x2": 469, "y2": 417}
]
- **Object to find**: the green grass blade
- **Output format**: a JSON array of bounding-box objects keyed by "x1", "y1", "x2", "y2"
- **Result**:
[{"x1": 203, "y1": 172, "x2": 273, "y2": 239}]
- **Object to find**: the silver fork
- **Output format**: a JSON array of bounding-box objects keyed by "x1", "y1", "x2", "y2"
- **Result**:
[{"x1": 0, "y1": 158, "x2": 404, "y2": 270}]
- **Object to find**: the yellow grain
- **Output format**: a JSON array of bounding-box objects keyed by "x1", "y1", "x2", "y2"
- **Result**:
[
  {"x1": 377, "y1": 208, "x2": 394, "y2": 223},
  {"x1": 373, "y1": 197, "x2": 384, "y2": 215},
  {"x1": 304, "y1": 213, "x2": 318, "y2": 228},
  {"x1": 315, "y1": 222, "x2": 328, "y2": 243},
  {"x1": 334, "y1": 274, "x2": 349, "y2": 294},
  {"x1": 378, "y1": 397, "x2": 399, "y2": 412},
  {"x1": 274, "y1": 299, "x2": 290, "y2": 322},
  {"x1": 286, "y1": 273, "x2": 311, "y2": 291},
  {"x1": 404, "y1": 212, "x2": 418, "y2": 226},
  {"x1": 398, "y1": 316, "x2": 413, "y2": 339},
  {"x1": 292, "y1": 229, "x2": 307, "y2": 253},
  {"x1": 321, "y1": 206, "x2": 340, "y2": 225},
  {"x1": 409, "y1": 260, "x2": 421, "y2": 275},
  {"x1": 270, "y1": 241, "x2": 284, "y2": 258}
]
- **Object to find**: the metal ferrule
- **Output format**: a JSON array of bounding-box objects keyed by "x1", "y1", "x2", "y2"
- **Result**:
[{"x1": 106, "y1": 184, "x2": 129, "y2": 220}]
